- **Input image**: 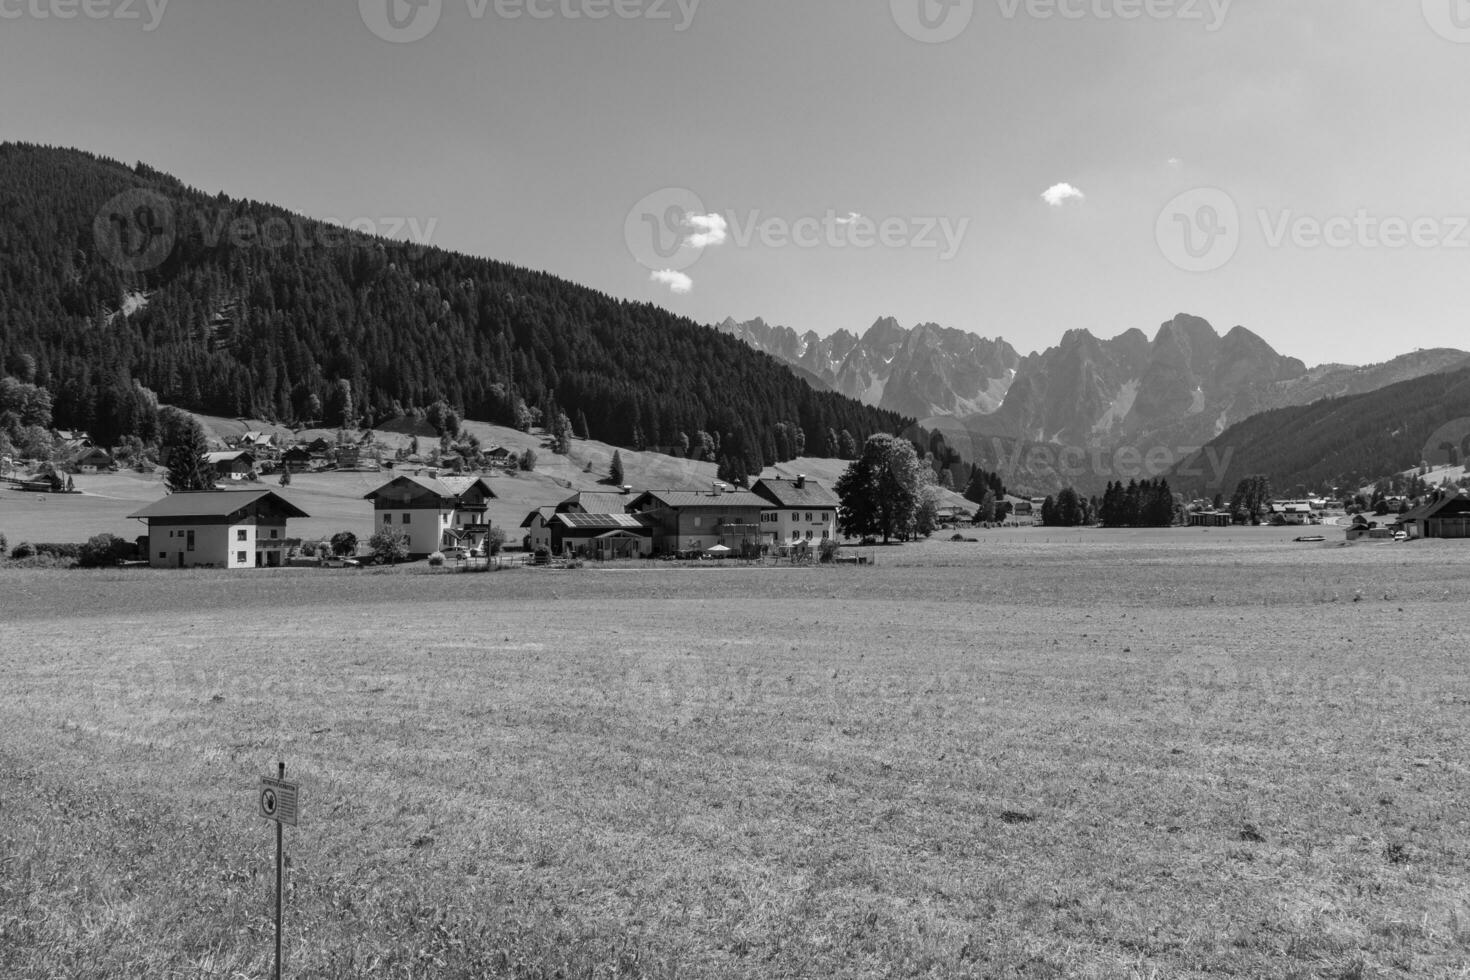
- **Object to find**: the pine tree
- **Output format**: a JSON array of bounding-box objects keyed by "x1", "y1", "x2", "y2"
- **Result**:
[
  {"x1": 159, "y1": 407, "x2": 211, "y2": 493},
  {"x1": 609, "y1": 450, "x2": 625, "y2": 486}
]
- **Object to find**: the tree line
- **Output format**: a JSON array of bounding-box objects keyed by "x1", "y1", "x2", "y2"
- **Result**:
[{"x1": 0, "y1": 143, "x2": 918, "y2": 478}]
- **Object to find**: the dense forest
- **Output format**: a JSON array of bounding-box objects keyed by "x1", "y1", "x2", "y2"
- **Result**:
[
  {"x1": 1169, "y1": 366, "x2": 1470, "y2": 495},
  {"x1": 0, "y1": 143, "x2": 917, "y2": 476}
]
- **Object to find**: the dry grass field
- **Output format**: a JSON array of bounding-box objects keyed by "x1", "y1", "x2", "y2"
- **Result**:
[{"x1": 4, "y1": 535, "x2": 1470, "y2": 979}]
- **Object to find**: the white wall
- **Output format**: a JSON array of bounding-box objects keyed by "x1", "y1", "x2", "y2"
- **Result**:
[{"x1": 376, "y1": 507, "x2": 450, "y2": 556}]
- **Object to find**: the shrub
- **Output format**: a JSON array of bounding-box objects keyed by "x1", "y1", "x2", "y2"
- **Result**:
[
  {"x1": 301, "y1": 540, "x2": 319, "y2": 558},
  {"x1": 10, "y1": 542, "x2": 36, "y2": 560},
  {"x1": 369, "y1": 527, "x2": 411, "y2": 565},
  {"x1": 330, "y1": 531, "x2": 359, "y2": 557},
  {"x1": 428, "y1": 552, "x2": 445, "y2": 567},
  {"x1": 33, "y1": 543, "x2": 84, "y2": 561},
  {"x1": 519, "y1": 449, "x2": 537, "y2": 472},
  {"x1": 485, "y1": 527, "x2": 507, "y2": 557},
  {"x1": 0, "y1": 532, "x2": 6, "y2": 555},
  {"x1": 78, "y1": 534, "x2": 132, "y2": 568}
]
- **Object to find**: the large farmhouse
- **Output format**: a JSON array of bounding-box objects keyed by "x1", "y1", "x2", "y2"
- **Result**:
[
  {"x1": 1402, "y1": 491, "x2": 1470, "y2": 540},
  {"x1": 364, "y1": 474, "x2": 497, "y2": 557},
  {"x1": 627, "y1": 488, "x2": 767, "y2": 554},
  {"x1": 129, "y1": 489, "x2": 308, "y2": 569},
  {"x1": 751, "y1": 476, "x2": 838, "y2": 547}
]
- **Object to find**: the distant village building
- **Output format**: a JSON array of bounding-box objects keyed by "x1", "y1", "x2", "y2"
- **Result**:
[
  {"x1": 204, "y1": 450, "x2": 257, "y2": 481},
  {"x1": 65, "y1": 447, "x2": 116, "y2": 474},
  {"x1": 281, "y1": 446, "x2": 314, "y2": 472},
  {"x1": 751, "y1": 476, "x2": 839, "y2": 546},
  {"x1": 1188, "y1": 511, "x2": 1233, "y2": 528},
  {"x1": 129, "y1": 490, "x2": 308, "y2": 569},
  {"x1": 364, "y1": 474, "x2": 497, "y2": 557},
  {"x1": 236, "y1": 431, "x2": 277, "y2": 450}
]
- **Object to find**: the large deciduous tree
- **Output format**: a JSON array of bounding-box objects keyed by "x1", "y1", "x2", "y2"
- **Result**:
[{"x1": 835, "y1": 434, "x2": 922, "y2": 543}]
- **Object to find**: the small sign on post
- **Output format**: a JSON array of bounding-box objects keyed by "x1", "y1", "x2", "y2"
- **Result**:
[
  {"x1": 259, "y1": 763, "x2": 299, "y2": 980},
  {"x1": 259, "y1": 774, "x2": 300, "y2": 827}
]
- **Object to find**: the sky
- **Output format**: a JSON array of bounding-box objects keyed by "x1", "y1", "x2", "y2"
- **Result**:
[{"x1": 2, "y1": 0, "x2": 1469, "y2": 364}]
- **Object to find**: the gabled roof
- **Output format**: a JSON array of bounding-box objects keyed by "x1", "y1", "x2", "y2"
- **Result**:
[
  {"x1": 439, "y1": 476, "x2": 497, "y2": 500},
  {"x1": 557, "y1": 491, "x2": 635, "y2": 514},
  {"x1": 204, "y1": 451, "x2": 255, "y2": 465},
  {"x1": 128, "y1": 489, "x2": 309, "y2": 521},
  {"x1": 520, "y1": 506, "x2": 559, "y2": 528},
  {"x1": 364, "y1": 474, "x2": 495, "y2": 504},
  {"x1": 1403, "y1": 492, "x2": 1470, "y2": 523},
  {"x1": 364, "y1": 474, "x2": 456, "y2": 502},
  {"x1": 630, "y1": 490, "x2": 768, "y2": 509},
  {"x1": 751, "y1": 478, "x2": 840, "y2": 508}
]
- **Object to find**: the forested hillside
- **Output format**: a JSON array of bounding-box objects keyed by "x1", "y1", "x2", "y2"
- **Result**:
[
  {"x1": 0, "y1": 143, "x2": 910, "y2": 475},
  {"x1": 1169, "y1": 367, "x2": 1470, "y2": 495}
]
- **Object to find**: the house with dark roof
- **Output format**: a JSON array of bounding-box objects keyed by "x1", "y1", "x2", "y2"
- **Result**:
[
  {"x1": 1402, "y1": 491, "x2": 1470, "y2": 540},
  {"x1": 129, "y1": 490, "x2": 308, "y2": 569},
  {"x1": 204, "y1": 450, "x2": 256, "y2": 481},
  {"x1": 364, "y1": 474, "x2": 497, "y2": 557},
  {"x1": 66, "y1": 446, "x2": 116, "y2": 474},
  {"x1": 627, "y1": 488, "x2": 767, "y2": 554},
  {"x1": 752, "y1": 475, "x2": 839, "y2": 547}
]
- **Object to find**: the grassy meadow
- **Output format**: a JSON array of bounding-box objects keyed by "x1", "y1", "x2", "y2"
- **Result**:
[{"x1": 4, "y1": 535, "x2": 1470, "y2": 978}]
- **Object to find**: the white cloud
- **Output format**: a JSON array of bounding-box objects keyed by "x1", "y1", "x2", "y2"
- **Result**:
[
  {"x1": 650, "y1": 269, "x2": 693, "y2": 294},
  {"x1": 1041, "y1": 182, "x2": 1086, "y2": 207},
  {"x1": 682, "y1": 212, "x2": 728, "y2": 249}
]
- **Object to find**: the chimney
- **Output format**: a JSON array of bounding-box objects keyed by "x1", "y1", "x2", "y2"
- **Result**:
[
  {"x1": 622, "y1": 485, "x2": 633, "y2": 495},
  {"x1": 796, "y1": 475, "x2": 806, "y2": 490}
]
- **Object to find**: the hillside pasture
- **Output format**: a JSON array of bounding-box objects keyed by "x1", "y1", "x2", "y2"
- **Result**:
[{"x1": 4, "y1": 538, "x2": 1470, "y2": 978}]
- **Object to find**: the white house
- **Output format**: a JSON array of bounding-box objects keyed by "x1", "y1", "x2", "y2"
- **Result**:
[
  {"x1": 129, "y1": 489, "x2": 308, "y2": 569},
  {"x1": 364, "y1": 474, "x2": 497, "y2": 557},
  {"x1": 751, "y1": 476, "x2": 840, "y2": 546}
]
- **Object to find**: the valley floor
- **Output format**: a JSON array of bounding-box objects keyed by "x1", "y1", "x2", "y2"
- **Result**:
[{"x1": 3, "y1": 538, "x2": 1470, "y2": 978}]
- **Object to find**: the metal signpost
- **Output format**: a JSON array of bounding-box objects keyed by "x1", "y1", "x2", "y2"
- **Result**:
[{"x1": 259, "y1": 763, "x2": 300, "y2": 980}]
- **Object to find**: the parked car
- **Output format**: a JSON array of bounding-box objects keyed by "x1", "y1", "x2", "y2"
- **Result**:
[{"x1": 322, "y1": 556, "x2": 360, "y2": 568}]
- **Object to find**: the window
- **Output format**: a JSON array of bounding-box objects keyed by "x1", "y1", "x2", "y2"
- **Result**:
[
  {"x1": 383, "y1": 514, "x2": 392, "y2": 525},
  {"x1": 237, "y1": 529, "x2": 247, "y2": 542},
  {"x1": 158, "y1": 551, "x2": 166, "y2": 559},
  {"x1": 186, "y1": 530, "x2": 195, "y2": 552},
  {"x1": 237, "y1": 551, "x2": 247, "y2": 564},
  {"x1": 822, "y1": 531, "x2": 830, "y2": 540},
  {"x1": 270, "y1": 530, "x2": 279, "y2": 539},
  {"x1": 402, "y1": 513, "x2": 412, "y2": 524},
  {"x1": 693, "y1": 517, "x2": 702, "y2": 528},
  {"x1": 806, "y1": 513, "x2": 813, "y2": 522}
]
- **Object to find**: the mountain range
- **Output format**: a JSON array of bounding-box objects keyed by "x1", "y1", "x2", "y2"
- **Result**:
[{"x1": 722, "y1": 313, "x2": 1470, "y2": 491}]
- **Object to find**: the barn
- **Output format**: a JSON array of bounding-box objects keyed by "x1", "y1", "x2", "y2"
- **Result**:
[{"x1": 1402, "y1": 491, "x2": 1470, "y2": 540}]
